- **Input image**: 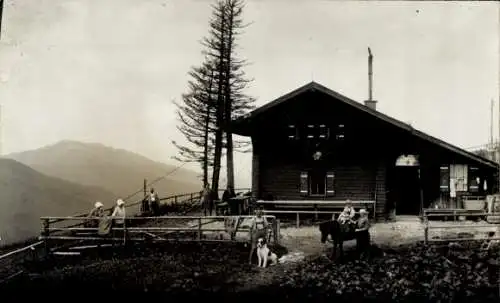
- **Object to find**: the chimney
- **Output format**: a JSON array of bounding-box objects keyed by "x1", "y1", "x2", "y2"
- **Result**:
[{"x1": 364, "y1": 47, "x2": 377, "y2": 110}]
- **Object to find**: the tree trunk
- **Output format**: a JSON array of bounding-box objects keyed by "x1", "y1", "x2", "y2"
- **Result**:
[
  {"x1": 224, "y1": 4, "x2": 235, "y2": 190},
  {"x1": 203, "y1": 69, "x2": 215, "y2": 187},
  {"x1": 211, "y1": 9, "x2": 226, "y2": 200}
]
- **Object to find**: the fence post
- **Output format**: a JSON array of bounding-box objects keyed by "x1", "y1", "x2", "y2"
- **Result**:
[
  {"x1": 424, "y1": 212, "x2": 429, "y2": 245},
  {"x1": 274, "y1": 218, "x2": 280, "y2": 244},
  {"x1": 296, "y1": 212, "x2": 300, "y2": 228},
  {"x1": 123, "y1": 220, "x2": 127, "y2": 246},
  {"x1": 42, "y1": 218, "x2": 50, "y2": 255},
  {"x1": 314, "y1": 204, "x2": 318, "y2": 221},
  {"x1": 197, "y1": 217, "x2": 202, "y2": 240}
]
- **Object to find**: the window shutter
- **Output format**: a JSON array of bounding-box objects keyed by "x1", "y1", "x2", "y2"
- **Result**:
[
  {"x1": 450, "y1": 164, "x2": 468, "y2": 192},
  {"x1": 326, "y1": 172, "x2": 335, "y2": 196},
  {"x1": 300, "y1": 172, "x2": 309, "y2": 196},
  {"x1": 468, "y1": 166, "x2": 479, "y2": 192},
  {"x1": 440, "y1": 166, "x2": 449, "y2": 192}
]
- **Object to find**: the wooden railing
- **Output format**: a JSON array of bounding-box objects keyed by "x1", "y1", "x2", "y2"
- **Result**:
[
  {"x1": 257, "y1": 200, "x2": 376, "y2": 227},
  {"x1": 38, "y1": 215, "x2": 279, "y2": 245},
  {"x1": 422, "y1": 208, "x2": 500, "y2": 244},
  {"x1": 0, "y1": 188, "x2": 252, "y2": 275}
]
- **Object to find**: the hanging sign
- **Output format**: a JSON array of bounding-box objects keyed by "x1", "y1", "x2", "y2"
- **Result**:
[{"x1": 395, "y1": 154, "x2": 420, "y2": 167}]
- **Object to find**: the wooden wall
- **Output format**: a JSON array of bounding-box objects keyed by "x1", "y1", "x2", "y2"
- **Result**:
[{"x1": 258, "y1": 160, "x2": 377, "y2": 201}]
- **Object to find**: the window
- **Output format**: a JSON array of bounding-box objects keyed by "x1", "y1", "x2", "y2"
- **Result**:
[
  {"x1": 336, "y1": 124, "x2": 345, "y2": 140},
  {"x1": 309, "y1": 170, "x2": 326, "y2": 196},
  {"x1": 306, "y1": 125, "x2": 315, "y2": 139},
  {"x1": 287, "y1": 125, "x2": 298, "y2": 140},
  {"x1": 319, "y1": 124, "x2": 330, "y2": 139},
  {"x1": 299, "y1": 171, "x2": 335, "y2": 197},
  {"x1": 304, "y1": 124, "x2": 329, "y2": 140}
]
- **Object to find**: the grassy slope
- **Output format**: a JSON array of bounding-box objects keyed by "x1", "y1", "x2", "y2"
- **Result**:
[
  {"x1": 7, "y1": 140, "x2": 201, "y2": 200},
  {"x1": 0, "y1": 158, "x2": 116, "y2": 246}
]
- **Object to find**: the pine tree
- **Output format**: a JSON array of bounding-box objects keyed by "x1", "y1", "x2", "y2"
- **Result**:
[
  {"x1": 203, "y1": 0, "x2": 255, "y2": 195},
  {"x1": 174, "y1": 0, "x2": 254, "y2": 195},
  {"x1": 172, "y1": 60, "x2": 218, "y2": 187},
  {"x1": 222, "y1": 0, "x2": 255, "y2": 190}
]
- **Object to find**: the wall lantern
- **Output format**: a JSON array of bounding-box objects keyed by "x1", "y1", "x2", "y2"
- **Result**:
[{"x1": 313, "y1": 151, "x2": 322, "y2": 161}]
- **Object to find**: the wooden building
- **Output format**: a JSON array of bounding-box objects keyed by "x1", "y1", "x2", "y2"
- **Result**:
[{"x1": 230, "y1": 82, "x2": 499, "y2": 220}]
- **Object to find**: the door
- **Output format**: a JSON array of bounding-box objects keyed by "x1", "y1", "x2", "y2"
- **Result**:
[
  {"x1": 394, "y1": 167, "x2": 421, "y2": 215},
  {"x1": 309, "y1": 169, "x2": 326, "y2": 196}
]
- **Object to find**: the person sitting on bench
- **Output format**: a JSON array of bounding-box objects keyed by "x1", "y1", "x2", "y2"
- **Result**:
[{"x1": 86, "y1": 201, "x2": 105, "y2": 228}]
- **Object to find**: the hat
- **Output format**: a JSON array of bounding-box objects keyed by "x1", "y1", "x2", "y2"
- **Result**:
[
  {"x1": 95, "y1": 201, "x2": 104, "y2": 208},
  {"x1": 116, "y1": 199, "x2": 125, "y2": 206},
  {"x1": 359, "y1": 209, "x2": 368, "y2": 215}
]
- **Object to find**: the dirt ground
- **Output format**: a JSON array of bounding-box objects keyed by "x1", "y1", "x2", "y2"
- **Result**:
[
  {"x1": 224, "y1": 217, "x2": 500, "y2": 288},
  {"x1": 195, "y1": 216, "x2": 500, "y2": 291}
]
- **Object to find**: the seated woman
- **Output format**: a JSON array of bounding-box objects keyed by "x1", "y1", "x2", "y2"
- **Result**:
[{"x1": 86, "y1": 201, "x2": 105, "y2": 228}]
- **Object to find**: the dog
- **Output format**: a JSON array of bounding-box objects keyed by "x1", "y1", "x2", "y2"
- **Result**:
[{"x1": 256, "y1": 237, "x2": 278, "y2": 268}]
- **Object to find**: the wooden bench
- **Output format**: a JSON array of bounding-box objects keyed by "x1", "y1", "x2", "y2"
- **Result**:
[{"x1": 257, "y1": 200, "x2": 376, "y2": 219}]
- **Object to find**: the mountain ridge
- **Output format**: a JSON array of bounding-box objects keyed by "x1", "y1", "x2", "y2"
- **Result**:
[
  {"x1": 6, "y1": 140, "x2": 202, "y2": 200},
  {"x1": 0, "y1": 158, "x2": 117, "y2": 246}
]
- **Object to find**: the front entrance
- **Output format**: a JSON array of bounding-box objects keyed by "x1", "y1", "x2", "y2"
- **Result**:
[
  {"x1": 390, "y1": 167, "x2": 421, "y2": 215},
  {"x1": 309, "y1": 169, "x2": 326, "y2": 196}
]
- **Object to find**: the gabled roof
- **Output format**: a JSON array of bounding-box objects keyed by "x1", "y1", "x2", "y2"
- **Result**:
[{"x1": 232, "y1": 81, "x2": 498, "y2": 169}]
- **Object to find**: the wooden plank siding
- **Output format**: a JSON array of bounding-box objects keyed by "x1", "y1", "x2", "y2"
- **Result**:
[
  {"x1": 374, "y1": 162, "x2": 387, "y2": 220},
  {"x1": 259, "y1": 163, "x2": 377, "y2": 202}
]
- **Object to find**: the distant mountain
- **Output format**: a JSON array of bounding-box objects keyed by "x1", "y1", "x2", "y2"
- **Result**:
[
  {"x1": 0, "y1": 158, "x2": 116, "y2": 246},
  {"x1": 7, "y1": 140, "x2": 201, "y2": 201}
]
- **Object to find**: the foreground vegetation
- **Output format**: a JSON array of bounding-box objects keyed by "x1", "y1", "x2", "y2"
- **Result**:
[{"x1": 1, "y1": 241, "x2": 498, "y2": 302}]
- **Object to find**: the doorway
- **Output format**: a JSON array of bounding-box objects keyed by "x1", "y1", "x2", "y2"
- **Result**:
[
  {"x1": 309, "y1": 169, "x2": 326, "y2": 196},
  {"x1": 392, "y1": 167, "x2": 421, "y2": 215}
]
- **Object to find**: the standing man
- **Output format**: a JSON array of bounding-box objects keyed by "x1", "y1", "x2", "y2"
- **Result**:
[{"x1": 149, "y1": 188, "x2": 160, "y2": 216}]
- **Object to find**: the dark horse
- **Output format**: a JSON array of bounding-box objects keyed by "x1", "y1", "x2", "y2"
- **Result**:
[{"x1": 319, "y1": 220, "x2": 370, "y2": 260}]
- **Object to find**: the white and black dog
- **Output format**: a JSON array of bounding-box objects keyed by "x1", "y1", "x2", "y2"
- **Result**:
[{"x1": 256, "y1": 237, "x2": 278, "y2": 268}]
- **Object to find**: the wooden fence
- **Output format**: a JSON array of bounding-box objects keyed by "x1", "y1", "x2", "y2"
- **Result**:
[
  {"x1": 39, "y1": 215, "x2": 279, "y2": 246},
  {"x1": 0, "y1": 187, "x2": 252, "y2": 284},
  {"x1": 422, "y1": 208, "x2": 500, "y2": 244}
]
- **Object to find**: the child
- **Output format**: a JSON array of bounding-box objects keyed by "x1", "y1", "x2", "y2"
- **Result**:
[{"x1": 337, "y1": 200, "x2": 356, "y2": 224}]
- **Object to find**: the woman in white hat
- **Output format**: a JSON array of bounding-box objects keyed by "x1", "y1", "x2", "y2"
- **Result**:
[
  {"x1": 86, "y1": 201, "x2": 105, "y2": 228},
  {"x1": 112, "y1": 199, "x2": 126, "y2": 226}
]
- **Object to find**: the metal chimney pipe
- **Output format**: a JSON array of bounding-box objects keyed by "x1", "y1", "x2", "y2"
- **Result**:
[
  {"x1": 364, "y1": 47, "x2": 377, "y2": 110},
  {"x1": 368, "y1": 47, "x2": 373, "y2": 101}
]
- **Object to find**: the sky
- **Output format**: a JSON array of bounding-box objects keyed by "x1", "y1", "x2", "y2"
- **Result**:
[{"x1": 0, "y1": 0, "x2": 498, "y2": 188}]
